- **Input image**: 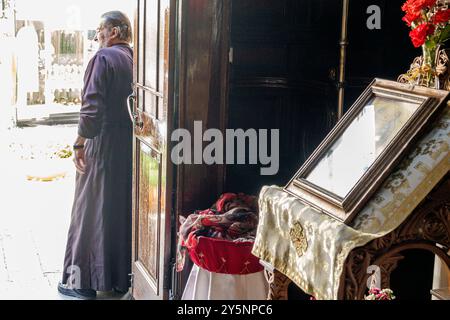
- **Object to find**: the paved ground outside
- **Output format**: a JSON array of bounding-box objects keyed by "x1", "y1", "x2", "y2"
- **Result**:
[{"x1": 0, "y1": 121, "x2": 129, "y2": 300}]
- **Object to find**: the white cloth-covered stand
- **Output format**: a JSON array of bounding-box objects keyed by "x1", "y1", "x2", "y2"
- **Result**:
[{"x1": 182, "y1": 265, "x2": 268, "y2": 300}]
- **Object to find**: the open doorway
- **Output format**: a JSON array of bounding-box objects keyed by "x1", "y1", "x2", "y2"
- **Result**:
[
  {"x1": 1, "y1": 0, "x2": 134, "y2": 126},
  {"x1": 0, "y1": 0, "x2": 133, "y2": 300}
]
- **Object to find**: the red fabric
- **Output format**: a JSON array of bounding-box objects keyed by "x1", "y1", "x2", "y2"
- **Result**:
[
  {"x1": 187, "y1": 236, "x2": 263, "y2": 275},
  {"x1": 215, "y1": 193, "x2": 237, "y2": 212},
  {"x1": 176, "y1": 192, "x2": 260, "y2": 274}
]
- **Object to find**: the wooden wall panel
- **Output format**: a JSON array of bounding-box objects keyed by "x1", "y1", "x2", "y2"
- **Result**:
[
  {"x1": 176, "y1": 0, "x2": 230, "y2": 215},
  {"x1": 226, "y1": 0, "x2": 340, "y2": 195}
]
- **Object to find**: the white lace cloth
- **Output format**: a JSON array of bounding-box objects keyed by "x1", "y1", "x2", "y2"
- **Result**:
[{"x1": 182, "y1": 265, "x2": 268, "y2": 300}]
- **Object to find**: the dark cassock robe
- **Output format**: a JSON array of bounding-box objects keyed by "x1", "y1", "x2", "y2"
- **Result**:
[{"x1": 62, "y1": 43, "x2": 133, "y2": 292}]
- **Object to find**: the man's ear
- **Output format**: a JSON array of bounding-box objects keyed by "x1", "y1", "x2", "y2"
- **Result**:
[{"x1": 111, "y1": 27, "x2": 120, "y2": 39}]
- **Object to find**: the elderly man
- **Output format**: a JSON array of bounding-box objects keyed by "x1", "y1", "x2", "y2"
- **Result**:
[{"x1": 58, "y1": 11, "x2": 133, "y2": 299}]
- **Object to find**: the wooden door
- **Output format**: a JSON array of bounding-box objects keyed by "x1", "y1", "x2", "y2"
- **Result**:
[
  {"x1": 130, "y1": 0, "x2": 174, "y2": 300},
  {"x1": 226, "y1": 0, "x2": 340, "y2": 194}
]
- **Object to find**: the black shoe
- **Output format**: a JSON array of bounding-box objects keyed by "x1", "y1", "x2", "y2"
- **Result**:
[
  {"x1": 58, "y1": 282, "x2": 97, "y2": 300},
  {"x1": 113, "y1": 287, "x2": 129, "y2": 295}
]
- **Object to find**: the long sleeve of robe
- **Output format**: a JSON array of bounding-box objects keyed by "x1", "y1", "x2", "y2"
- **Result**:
[
  {"x1": 78, "y1": 54, "x2": 109, "y2": 139},
  {"x1": 62, "y1": 44, "x2": 133, "y2": 292}
]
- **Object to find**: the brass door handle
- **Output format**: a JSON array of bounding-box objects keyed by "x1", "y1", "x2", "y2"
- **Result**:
[
  {"x1": 127, "y1": 92, "x2": 136, "y2": 124},
  {"x1": 127, "y1": 93, "x2": 144, "y2": 129}
]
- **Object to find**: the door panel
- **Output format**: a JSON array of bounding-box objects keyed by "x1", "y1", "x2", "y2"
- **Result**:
[
  {"x1": 144, "y1": 90, "x2": 158, "y2": 118},
  {"x1": 131, "y1": 0, "x2": 173, "y2": 300},
  {"x1": 138, "y1": 0, "x2": 145, "y2": 84},
  {"x1": 144, "y1": 0, "x2": 159, "y2": 92},
  {"x1": 137, "y1": 142, "x2": 161, "y2": 283},
  {"x1": 159, "y1": 4, "x2": 170, "y2": 121}
]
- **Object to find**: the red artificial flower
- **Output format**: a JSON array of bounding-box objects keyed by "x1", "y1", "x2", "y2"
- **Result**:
[
  {"x1": 402, "y1": 10, "x2": 422, "y2": 26},
  {"x1": 402, "y1": 0, "x2": 437, "y2": 15},
  {"x1": 401, "y1": 0, "x2": 411, "y2": 12},
  {"x1": 369, "y1": 287, "x2": 381, "y2": 295},
  {"x1": 409, "y1": 23, "x2": 435, "y2": 47},
  {"x1": 433, "y1": 9, "x2": 450, "y2": 24}
]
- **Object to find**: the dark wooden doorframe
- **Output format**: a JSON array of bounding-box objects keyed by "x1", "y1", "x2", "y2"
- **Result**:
[{"x1": 169, "y1": 0, "x2": 231, "y2": 298}]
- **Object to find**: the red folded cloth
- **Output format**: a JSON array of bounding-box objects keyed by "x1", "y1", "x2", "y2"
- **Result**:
[{"x1": 176, "y1": 193, "x2": 262, "y2": 274}]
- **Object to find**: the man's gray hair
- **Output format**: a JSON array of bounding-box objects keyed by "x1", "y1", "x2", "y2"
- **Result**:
[{"x1": 101, "y1": 11, "x2": 132, "y2": 43}]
